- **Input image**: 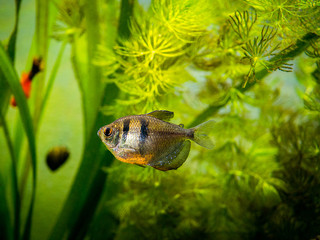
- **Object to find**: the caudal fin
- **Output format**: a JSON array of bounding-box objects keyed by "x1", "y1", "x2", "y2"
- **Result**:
[{"x1": 190, "y1": 120, "x2": 215, "y2": 149}]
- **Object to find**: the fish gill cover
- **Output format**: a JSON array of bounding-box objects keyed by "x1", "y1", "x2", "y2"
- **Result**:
[{"x1": 0, "y1": 0, "x2": 320, "y2": 240}]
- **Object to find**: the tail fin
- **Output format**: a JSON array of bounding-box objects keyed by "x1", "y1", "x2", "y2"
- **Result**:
[{"x1": 190, "y1": 120, "x2": 215, "y2": 149}]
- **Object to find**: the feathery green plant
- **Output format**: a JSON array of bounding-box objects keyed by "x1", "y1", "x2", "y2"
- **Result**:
[{"x1": 95, "y1": 0, "x2": 212, "y2": 113}]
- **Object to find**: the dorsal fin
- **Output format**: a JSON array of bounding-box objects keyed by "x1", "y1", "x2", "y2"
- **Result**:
[{"x1": 145, "y1": 110, "x2": 174, "y2": 121}]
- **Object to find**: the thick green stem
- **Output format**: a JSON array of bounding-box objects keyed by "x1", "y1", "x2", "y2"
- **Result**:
[
  {"x1": 0, "y1": 0, "x2": 23, "y2": 119},
  {"x1": 32, "y1": 0, "x2": 50, "y2": 131},
  {"x1": 0, "y1": 175, "x2": 13, "y2": 240},
  {"x1": 118, "y1": 0, "x2": 135, "y2": 39},
  {"x1": 0, "y1": 112, "x2": 20, "y2": 240}
]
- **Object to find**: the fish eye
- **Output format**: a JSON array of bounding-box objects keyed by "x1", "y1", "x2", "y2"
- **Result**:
[{"x1": 104, "y1": 128, "x2": 112, "y2": 137}]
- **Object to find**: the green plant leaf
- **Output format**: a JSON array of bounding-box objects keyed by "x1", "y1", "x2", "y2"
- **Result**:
[
  {"x1": 0, "y1": 44, "x2": 37, "y2": 176},
  {"x1": 0, "y1": 174, "x2": 13, "y2": 240},
  {"x1": 0, "y1": 111, "x2": 20, "y2": 240},
  {"x1": 0, "y1": 0, "x2": 21, "y2": 117},
  {"x1": 32, "y1": 0, "x2": 51, "y2": 129},
  {"x1": 39, "y1": 40, "x2": 67, "y2": 120},
  {"x1": 118, "y1": 0, "x2": 135, "y2": 39},
  {"x1": 7, "y1": 0, "x2": 22, "y2": 62},
  {"x1": 0, "y1": 72, "x2": 11, "y2": 119},
  {"x1": 0, "y1": 43, "x2": 37, "y2": 240}
]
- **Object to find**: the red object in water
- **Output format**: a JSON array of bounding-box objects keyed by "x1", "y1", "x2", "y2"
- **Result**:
[
  {"x1": 10, "y1": 58, "x2": 42, "y2": 107},
  {"x1": 10, "y1": 73, "x2": 32, "y2": 107}
]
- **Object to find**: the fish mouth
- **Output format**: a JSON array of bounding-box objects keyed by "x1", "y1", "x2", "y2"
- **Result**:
[{"x1": 97, "y1": 127, "x2": 102, "y2": 137}]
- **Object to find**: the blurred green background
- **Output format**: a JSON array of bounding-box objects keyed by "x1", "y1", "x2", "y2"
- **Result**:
[{"x1": 1, "y1": 0, "x2": 320, "y2": 240}]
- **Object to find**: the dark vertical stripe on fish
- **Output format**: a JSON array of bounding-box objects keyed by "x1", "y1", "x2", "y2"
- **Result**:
[
  {"x1": 122, "y1": 118, "x2": 131, "y2": 144},
  {"x1": 139, "y1": 118, "x2": 149, "y2": 154},
  {"x1": 113, "y1": 131, "x2": 120, "y2": 147}
]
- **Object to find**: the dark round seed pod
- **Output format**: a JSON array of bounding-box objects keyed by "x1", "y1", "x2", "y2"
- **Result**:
[{"x1": 46, "y1": 146, "x2": 70, "y2": 171}]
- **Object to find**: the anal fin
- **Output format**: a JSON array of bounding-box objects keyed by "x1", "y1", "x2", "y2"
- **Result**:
[{"x1": 148, "y1": 140, "x2": 191, "y2": 171}]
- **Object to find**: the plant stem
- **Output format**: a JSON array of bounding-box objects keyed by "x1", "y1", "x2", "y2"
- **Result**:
[
  {"x1": 7, "y1": 0, "x2": 22, "y2": 62},
  {"x1": 118, "y1": 0, "x2": 135, "y2": 39},
  {"x1": 0, "y1": 42, "x2": 37, "y2": 240},
  {"x1": 0, "y1": 112, "x2": 20, "y2": 240},
  {"x1": 39, "y1": 40, "x2": 67, "y2": 121},
  {"x1": 33, "y1": 0, "x2": 50, "y2": 132}
]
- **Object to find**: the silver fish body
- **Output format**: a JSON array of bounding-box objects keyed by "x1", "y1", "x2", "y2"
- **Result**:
[{"x1": 98, "y1": 110, "x2": 214, "y2": 171}]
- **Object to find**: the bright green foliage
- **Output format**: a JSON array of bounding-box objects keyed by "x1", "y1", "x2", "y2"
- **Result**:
[
  {"x1": 52, "y1": 0, "x2": 86, "y2": 41},
  {"x1": 1, "y1": 0, "x2": 320, "y2": 240},
  {"x1": 229, "y1": 10, "x2": 257, "y2": 41},
  {"x1": 95, "y1": 0, "x2": 212, "y2": 113},
  {"x1": 152, "y1": 0, "x2": 211, "y2": 41}
]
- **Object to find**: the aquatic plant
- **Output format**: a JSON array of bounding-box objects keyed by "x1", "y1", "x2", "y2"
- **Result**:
[{"x1": 0, "y1": 0, "x2": 320, "y2": 240}]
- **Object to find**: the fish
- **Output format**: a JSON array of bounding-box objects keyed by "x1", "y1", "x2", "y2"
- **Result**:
[
  {"x1": 97, "y1": 110, "x2": 214, "y2": 171},
  {"x1": 11, "y1": 57, "x2": 42, "y2": 107}
]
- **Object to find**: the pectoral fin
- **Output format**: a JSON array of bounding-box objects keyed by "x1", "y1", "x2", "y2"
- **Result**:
[
  {"x1": 145, "y1": 110, "x2": 174, "y2": 121},
  {"x1": 148, "y1": 140, "x2": 191, "y2": 171}
]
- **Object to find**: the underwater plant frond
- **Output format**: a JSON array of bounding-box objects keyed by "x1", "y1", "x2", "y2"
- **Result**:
[
  {"x1": 52, "y1": 0, "x2": 85, "y2": 41},
  {"x1": 115, "y1": 18, "x2": 187, "y2": 61},
  {"x1": 242, "y1": 0, "x2": 270, "y2": 11},
  {"x1": 304, "y1": 86, "x2": 320, "y2": 113},
  {"x1": 272, "y1": 117, "x2": 320, "y2": 168},
  {"x1": 300, "y1": 13, "x2": 320, "y2": 35},
  {"x1": 98, "y1": 5, "x2": 203, "y2": 112},
  {"x1": 242, "y1": 26, "x2": 278, "y2": 59},
  {"x1": 114, "y1": 63, "x2": 188, "y2": 95},
  {"x1": 243, "y1": 0, "x2": 303, "y2": 19},
  {"x1": 243, "y1": 0, "x2": 320, "y2": 36},
  {"x1": 102, "y1": 163, "x2": 219, "y2": 239},
  {"x1": 305, "y1": 39, "x2": 320, "y2": 59},
  {"x1": 99, "y1": 54, "x2": 190, "y2": 113},
  {"x1": 208, "y1": 131, "x2": 283, "y2": 226},
  {"x1": 226, "y1": 169, "x2": 282, "y2": 207},
  {"x1": 229, "y1": 10, "x2": 257, "y2": 42},
  {"x1": 305, "y1": 39, "x2": 320, "y2": 82},
  {"x1": 267, "y1": 117, "x2": 320, "y2": 239},
  {"x1": 93, "y1": 45, "x2": 120, "y2": 77},
  {"x1": 241, "y1": 25, "x2": 280, "y2": 87},
  {"x1": 272, "y1": 62, "x2": 293, "y2": 72},
  {"x1": 151, "y1": 0, "x2": 211, "y2": 42}
]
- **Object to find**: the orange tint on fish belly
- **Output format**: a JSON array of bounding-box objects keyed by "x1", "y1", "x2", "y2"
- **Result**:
[{"x1": 116, "y1": 152, "x2": 154, "y2": 165}]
